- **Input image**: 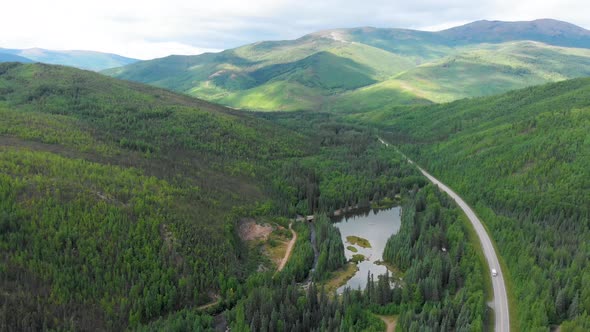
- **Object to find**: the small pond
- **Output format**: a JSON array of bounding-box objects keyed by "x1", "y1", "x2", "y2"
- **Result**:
[{"x1": 333, "y1": 206, "x2": 402, "y2": 293}]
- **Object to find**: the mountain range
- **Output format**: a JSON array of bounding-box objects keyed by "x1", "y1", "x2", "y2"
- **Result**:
[
  {"x1": 105, "y1": 18, "x2": 590, "y2": 112},
  {"x1": 0, "y1": 47, "x2": 138, "y2": 71},
  {"x1": 1, "y1": 17, "x2": 590, "y2": 332}
]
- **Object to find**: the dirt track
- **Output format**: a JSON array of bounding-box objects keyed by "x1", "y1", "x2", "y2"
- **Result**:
[{"x1": 277, "y1": 223, "x2": 297, "y2": 271}]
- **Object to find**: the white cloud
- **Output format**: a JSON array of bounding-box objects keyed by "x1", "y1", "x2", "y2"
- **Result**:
[
  {"x1": 115, "y1": 41, "x2": 220, "y2": 59},
  {"x1": 420, "y1": 21, "x2": 473, "y2": 32},
  {"x1": 0, "y1": 0, "x2": 588, "y2": 59}
]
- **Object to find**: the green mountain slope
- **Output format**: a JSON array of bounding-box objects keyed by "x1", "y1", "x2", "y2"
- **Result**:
[
  {"x1": 0, "y1": 62, "x2": 309, "y2": 330},
  {"x1": 322, "y1": 40, "x2": 590, "y2": 111},
  {"x1": 310, "y1": 27, "x2": 454, "y2": 61},
  {"x1": 0, "y1": 47, "x2": 138, "y2": 71},
  {"x1": 106, "y1": 35, "x2": 424, "y2": 111},
  {"x1": 106, "y1": 19, "x2": 590, "y2": 112},
  {"x1": 104, "y1": 28, "x2": 448, "y2": 111},
  {"x1": 368, "y1": 41, "x2": 590, "y2": 104},
  {"x1": 355, "y1": 78, "x2": 590, "y2": 330},
  {"x1": 1, "y1": 63, "x2": 439, "y2": 330}
]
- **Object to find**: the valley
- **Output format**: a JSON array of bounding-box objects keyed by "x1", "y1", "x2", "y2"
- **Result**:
[{"x1": 0, "y1": 14, "x2": 589, "y2": 332}]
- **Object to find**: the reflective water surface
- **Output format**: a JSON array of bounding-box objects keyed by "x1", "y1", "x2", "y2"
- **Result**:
[{"x1": 333, "y1": 207, "x2": 401, "y2": 293}]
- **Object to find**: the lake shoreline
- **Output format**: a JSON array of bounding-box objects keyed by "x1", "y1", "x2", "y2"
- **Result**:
[{"x1": 333, "y1": 206, "x2": 402, "y2": 293}]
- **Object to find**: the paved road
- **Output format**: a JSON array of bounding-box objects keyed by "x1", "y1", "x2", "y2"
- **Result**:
[{"x1": 379, "y1": 138, "x2": 510, "y2": 332}]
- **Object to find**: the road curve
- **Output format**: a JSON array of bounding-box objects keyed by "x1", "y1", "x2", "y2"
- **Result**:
[{"x1": 379, "y1": 138, "x2": 510, "y2": 332}]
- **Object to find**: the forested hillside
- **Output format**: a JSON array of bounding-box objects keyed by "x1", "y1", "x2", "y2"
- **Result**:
[
  {"x1": 356, "y1": 41, "x2": 590, "y2": 104},
  {"x1": 1, "y1": 62, "x2": 479, "y2": 330},
  {"x1": 106, "y1": 19, "x2": 590, "y2": 112},
  {"x1": 383, "y1": 185, "x2": 488, "y2": 331},
  {"x1": 357, "y1": 78, "x2": 590, "y2": 330},
  {"x1": 223, "y1": 183, "x2": 488, "y2": 332},
  {"x1": 0, "y1": 62, "x2": 309, "y2": 330}
]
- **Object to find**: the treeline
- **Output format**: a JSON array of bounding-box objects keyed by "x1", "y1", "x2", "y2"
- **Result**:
[
  {"x1": 313, "y1": 214, "x2": 346, "y2": 281},
  {"x1": 135, "y1": 309, "x2": 215, "y2": 332},
  {"x1": 381, "y1": 185, "x2": 487, "y2": 331},
  {"x1": 274, "y1": 213, "x2": 347, "y2": 284},
  {"x1": 263, "y1": 111, "x2": 425, "y2": 216},
  {"x1": 227, "y1": 276, "x2": 384, "y2": 332},
  {"x1": 280, "y1": 223, "x2": 314, "y2": 282}
]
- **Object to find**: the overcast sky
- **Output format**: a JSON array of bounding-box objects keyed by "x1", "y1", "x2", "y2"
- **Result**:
[{"x1": 1, "y1": 0, "x2": 589, "y2": 59}]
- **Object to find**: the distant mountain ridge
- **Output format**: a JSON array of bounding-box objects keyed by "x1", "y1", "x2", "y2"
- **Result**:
[
  {"x1": 0, "y1": 52, "x2": 33, "y2": 63},
  {"x1": 312, "y1": 19, "x2": 590, "y2": 47},
  {"x1": 440, "y1": 19, "x2": 590, "y2": 48},
  {"x1": 105, "y1": 19, "x2": 590, "y2": 111},
  {"x1": 0, "y1": 47, "x2": 138, "y2": 71}
]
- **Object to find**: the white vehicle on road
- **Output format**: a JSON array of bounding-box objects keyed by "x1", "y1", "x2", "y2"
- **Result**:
[{"x1": 379, "y1": 137, "x2": 510, "y2": 331}]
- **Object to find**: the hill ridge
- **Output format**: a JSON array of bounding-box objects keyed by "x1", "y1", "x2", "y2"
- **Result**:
[
  {"x1": 0, "y1": 47, "x2": 138, "y2": 71},
  {"x1": 105, "y1": 18, "x2": 590, "y2": 112}
]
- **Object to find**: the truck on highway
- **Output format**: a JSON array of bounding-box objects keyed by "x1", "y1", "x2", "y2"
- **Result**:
[{"x1": 492, "y1": 268, "x2": 498, "y2": 277}]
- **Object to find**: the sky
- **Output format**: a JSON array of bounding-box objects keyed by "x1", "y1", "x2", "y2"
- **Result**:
[{"x1": 1, "y1": 0, "x2": 589, "y2": 60}]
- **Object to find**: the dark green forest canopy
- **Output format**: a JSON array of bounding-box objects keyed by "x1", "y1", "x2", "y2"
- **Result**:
[
  {"x1": 355, "y1": 78, "x2": 590, "y2": 330},
  {"x1": 0, "y1": 62, "x2": 429, "y2": 330},
  {"x1": 0, "y1": 62, "x2": 313, "y2": 330},
  {"x1": 226, "y1": 184, "x2": 487, "y2": 332},
  {"x1": 383, "y1": 185, "x2": 487, "y2": 331},
  {"x1": 3, "y1": 59, "x2": 587, "y2": 331}
]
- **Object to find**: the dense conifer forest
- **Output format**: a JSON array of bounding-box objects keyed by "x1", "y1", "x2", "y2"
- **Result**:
[
  {"x1": 2, "y1": 60, "x2": 587, "y2": 331},
  {"x1": 222, "y1": 185, "x2": 487, "y2": 332},
  {"x1": 0, "y1": 63, "x2": 489, "y2": 331},
  {"x1": 357, "y1": 78, "x2": 590, "y2": 330}
]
